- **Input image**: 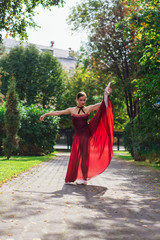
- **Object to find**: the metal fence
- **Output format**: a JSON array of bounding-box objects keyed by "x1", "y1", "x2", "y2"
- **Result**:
[{"x1": 55, "y1": 128, "x2": 125, "y2": 151}]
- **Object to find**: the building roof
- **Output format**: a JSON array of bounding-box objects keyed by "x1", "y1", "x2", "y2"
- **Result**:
[{"x1": 3, "y1": 38, "x2": 76, "y2": 60}]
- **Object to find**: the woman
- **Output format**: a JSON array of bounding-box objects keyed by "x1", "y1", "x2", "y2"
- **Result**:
[{"x1": 40, "y1": 82, "x2": 113, "y2": 184}]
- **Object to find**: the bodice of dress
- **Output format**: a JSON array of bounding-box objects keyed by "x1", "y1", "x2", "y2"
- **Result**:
[{"x1": 72, "y1": 114, "x2": 90, "y2": 136}]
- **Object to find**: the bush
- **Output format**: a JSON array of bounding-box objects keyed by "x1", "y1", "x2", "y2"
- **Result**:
[
  {"x1": 123, "y1": 119, "x2": 147, "y2": 161},
  {"x1": 18, "y1": 104, "x2": 59, "y2": 155},
  {"x1": 123, "y1": 116, "x2": 160, "y2": 163},
  {"x1": 0, "y1": 103, "x2": 59, "y2": 155}
]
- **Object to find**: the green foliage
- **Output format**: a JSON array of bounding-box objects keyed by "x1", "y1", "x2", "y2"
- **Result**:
[
  {"x1": 18, "y1": 104, "x2": 59, "y2": 155},
  {"x1": 0, "y1": 0, "x2": 64, "y2": 42},
  {"x1": 0, "y1": 102, "x2": 59, "y2": 156},
  {"x1": 68, "y1": 0, "x2": 139, "y2": 121},
  {"x1": 120, "y1": 0, "x2": 160, "y2": 73},
  {"x1": 123, "y1": 83, "x2": 160, "y2": 163},
  {"x1": 23, "y1": 44, "x2": 40, "y2": 105},
  {"x1": 3, "y1": 79, "x2": 20, "y2": 159},
  {"x1": 0, "y1": 44, "x2": 39, "y2": 101},
  {"x1": 0, "y1": 44, "x2": 64, "y2": 107},
  {"x1": 123, "y1": 113, "x2": 160, "y2": 163},
  {"x1": 38, "y1": 50, "x2": 64, "y2": 108},
  {"x1": 120, "y1": 0, "x2": 160, "y2": 162}
]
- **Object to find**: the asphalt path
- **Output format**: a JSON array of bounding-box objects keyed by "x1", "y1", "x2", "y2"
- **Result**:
[{"x1": 0, "y1": 153, "x2": 160, "y2": 240}]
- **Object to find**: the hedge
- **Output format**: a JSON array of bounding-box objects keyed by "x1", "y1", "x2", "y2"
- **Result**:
[{"x1": 0, "y1": 102, "x2": 59, "y2": 155}]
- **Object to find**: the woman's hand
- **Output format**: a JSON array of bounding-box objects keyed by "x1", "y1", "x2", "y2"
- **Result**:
[
  {"x1": 40, "y1": 114, "x2": 46, "y2": 121},
  {"x1": 107, "y1": 87, "x2": 112, "y2": 95},
  {"x1": 105, "y1": 82, "x2": 112, "y2": 95}
]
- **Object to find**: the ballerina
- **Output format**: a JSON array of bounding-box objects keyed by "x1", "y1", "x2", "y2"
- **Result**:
[{"x1": 40, "y1": 82, "x2": 114, "y2": 185}]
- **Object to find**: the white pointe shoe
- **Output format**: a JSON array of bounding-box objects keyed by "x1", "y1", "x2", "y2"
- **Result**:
[{"x1": 76, "y1": 179, "x2": 87, "y2": 185}]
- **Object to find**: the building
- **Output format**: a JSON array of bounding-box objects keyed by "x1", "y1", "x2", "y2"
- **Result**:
[{"x1": 2, "y1": 38, "x2": 77, "y2": 71}]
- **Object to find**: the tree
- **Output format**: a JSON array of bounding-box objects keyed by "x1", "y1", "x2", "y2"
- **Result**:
[
  {"x1": 24, "y1": 44, "x2": 40, "y2": 105},
  {"x1": 0, "y1": 44, "x2": 64, "y2": 107},
  {"x1": 38, "y1": 50, "x2": 64, "y2": 108},
  {"x1": 0, "y1": 44, "x2": 40, "y2": 104},
  {"x1": 68, "y1": 0, "x2": 139, "y2": 122},
  {"x1": 120, "y1": 0, "x2": 160, "y2": 72},
  {"x1": 3, "y1": 78, "x2": 20, "y2": 159},
  {"x1": 0, "y1": 0, "x2": 64, "y2": 43},
  {"x1": 120, "y1": 0, "x2": 160, "y2": 161}
]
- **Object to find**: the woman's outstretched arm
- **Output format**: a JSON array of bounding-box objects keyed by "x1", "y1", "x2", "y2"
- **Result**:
[{"x1": 40, "y1": 108, "x2": 71, "y2": 121}]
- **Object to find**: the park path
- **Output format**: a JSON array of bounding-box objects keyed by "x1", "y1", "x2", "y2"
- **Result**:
[{"x1": 0, "y1": 153, "x2": 160, "y2": 240}]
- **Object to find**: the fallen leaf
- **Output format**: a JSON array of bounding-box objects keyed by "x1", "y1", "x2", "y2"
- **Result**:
[
  {"x1": 2, "y1": 220, "x2": 7, "y2": 223},
  {"x1": 89, "y1": 205, "x2": 94, "y2": 208},
  {"x1": 9, "y1": 215, "x2": 14, "y2": 218},
  {"x1": 142, "y1": 225, "x2": 148, "y2": 228},
  {"x1": 8, "y1": 234, "x2": 13, "y2": 236}
]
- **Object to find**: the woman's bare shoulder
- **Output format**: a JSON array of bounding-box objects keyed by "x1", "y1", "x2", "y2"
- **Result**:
[{"x1": 68, "y1": 107, "x2": 77, "y2": 115}]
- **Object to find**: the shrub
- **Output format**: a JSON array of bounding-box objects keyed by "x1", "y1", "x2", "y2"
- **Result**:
[
  {"x1": 123, "y1": 116, "x2": 160, "y2": 163},
  {"x1": 18, "y1": 104, "x2": 59, "y2": 155},
  {"x1": 0, "y1": 103, "x2": 59, "y2": 155},
  {"x1": 123, "y1": 119, "x2": 147, "y2": 161}
]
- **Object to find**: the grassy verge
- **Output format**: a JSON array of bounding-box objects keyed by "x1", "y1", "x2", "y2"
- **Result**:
[
  {"x1": 0, "y1": 152, "x2": 57, "y2": 185},
  {"x1": 113, "y1": 151, "x2": 160, "y2": 170}
]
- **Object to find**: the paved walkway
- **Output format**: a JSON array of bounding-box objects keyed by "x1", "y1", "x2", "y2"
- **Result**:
[{"x1": 0, "y1": 153, "x2": 160, "y2": 240}]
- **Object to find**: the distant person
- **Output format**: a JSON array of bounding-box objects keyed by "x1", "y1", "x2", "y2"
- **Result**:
[{"x1": 40, "y1": 82, "x2": 114, "y2": 185}]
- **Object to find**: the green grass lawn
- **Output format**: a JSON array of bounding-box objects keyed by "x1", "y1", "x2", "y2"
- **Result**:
[
  {"x1": 113, "y1": 150, "x2": 134, "y2": 160},
  {"x1": 113, "y1": 150, "x2": 160, "y2": 170},
  {"x1": 0, "y1": 152, "x2": 57, "y2": 185}
]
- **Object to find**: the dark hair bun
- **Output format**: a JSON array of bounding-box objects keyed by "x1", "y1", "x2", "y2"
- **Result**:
[{"x1": 76, "y1": 92, "x2": 87, "y2": 99}]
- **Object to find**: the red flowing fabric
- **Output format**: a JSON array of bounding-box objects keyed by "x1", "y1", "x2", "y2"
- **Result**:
[{"x1": 65, "y1": 96, "x2": 114, "y2": 182}]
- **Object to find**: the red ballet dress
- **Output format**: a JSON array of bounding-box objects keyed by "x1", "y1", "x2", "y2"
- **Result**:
[{"x1": 65, "y1": 95, "x2": 114, "y2": 183}]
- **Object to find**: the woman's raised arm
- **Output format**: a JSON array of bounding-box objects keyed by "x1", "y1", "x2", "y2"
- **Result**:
[
  {"x1": 40, "y1": 108, "x2": 71, "y2": 121},
  {"x1": 87, "y1": 83, "x2": 112, "y2": 114},
  {"x1": 86, "y1": 102, "x2": 101, "y2": 114}
]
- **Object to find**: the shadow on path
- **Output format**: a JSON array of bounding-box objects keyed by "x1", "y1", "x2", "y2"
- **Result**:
[{"x1": 15, "y1": 184, "x2": 107, "y2": 199}]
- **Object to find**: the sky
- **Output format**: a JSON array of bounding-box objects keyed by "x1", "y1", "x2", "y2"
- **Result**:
[{"x1": 25, "y1": 0, "x2": 88, "y2": 51}]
